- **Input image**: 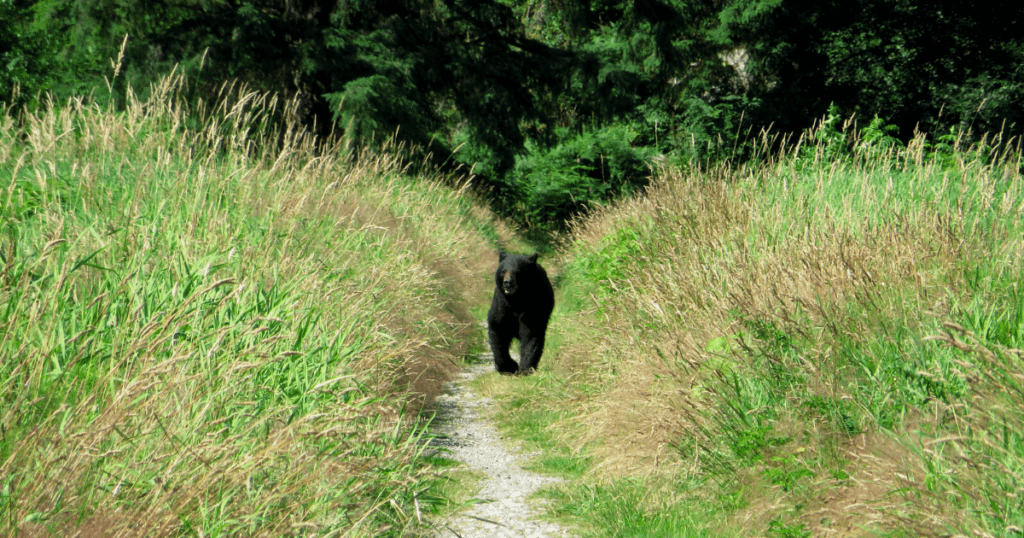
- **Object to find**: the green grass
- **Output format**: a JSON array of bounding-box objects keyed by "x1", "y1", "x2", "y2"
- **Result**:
[
  {"x1": 474, "y1": 369, "x2": 737, "y2": 537},
  {"x1": 542, "y1": 479, "x2": 727, "y2": 538},
  {"x1": 472, "y1": 369, "x2": 592, "y2": 480},
  {"x1": 0, "y1": 73, "x2": 499, "y2": 536},
  {"x1": 17, "y1": 64, "x2": 1024, "y2": 537},
  {"x1": 477, "y1": 119, "x2": 1024, "y2": 536}
]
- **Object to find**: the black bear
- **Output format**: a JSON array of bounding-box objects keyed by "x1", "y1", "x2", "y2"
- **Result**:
[{"x1": 487, "y1": 251, "x2": 555, "y2": 374}]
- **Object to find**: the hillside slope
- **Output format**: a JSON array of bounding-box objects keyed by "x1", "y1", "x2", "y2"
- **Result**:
[
  {"x1": 480, "y1": 124, "x2": 1024, "y2": 537},
  {"x1": 0, "y1": 74, "x2": 500, "y2": 537}
]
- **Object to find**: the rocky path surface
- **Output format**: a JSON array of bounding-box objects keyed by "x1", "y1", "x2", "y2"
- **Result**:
[{"x1": 429, "y1": 358, "x2": 573, "y2": 538}]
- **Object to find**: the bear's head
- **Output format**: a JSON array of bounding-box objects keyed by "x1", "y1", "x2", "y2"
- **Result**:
[{"x1": 496, "y1": 251, "x2": 540, "y2": 297}]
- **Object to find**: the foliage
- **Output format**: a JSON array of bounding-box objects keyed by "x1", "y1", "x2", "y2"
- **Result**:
[
  {"x1": 511, "y1": 125, "x2": 657, "y2": 227},
  {"x1": 0, "y1": 0, "x2": 65, "y2": 106},
  {"x1": 3, "y1": 0, "x2": 1024, "y2": 232}
]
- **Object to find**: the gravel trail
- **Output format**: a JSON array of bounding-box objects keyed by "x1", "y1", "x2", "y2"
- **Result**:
[{"x1": 429, "y1": 357, "x2": 573, "y2": 538}]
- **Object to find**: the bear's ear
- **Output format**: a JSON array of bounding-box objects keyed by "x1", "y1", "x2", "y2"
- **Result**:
[
  {"x1": 499, "y1": 251, "x2": 507, "y2": 261},
  {"x1": 528, "y1": 253, "x2": 539, "y2": 263}
]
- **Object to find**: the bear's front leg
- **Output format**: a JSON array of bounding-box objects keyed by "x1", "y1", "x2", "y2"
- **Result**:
[{"x1": 488, "y1": 323, "x2": 519, "y2": 374}]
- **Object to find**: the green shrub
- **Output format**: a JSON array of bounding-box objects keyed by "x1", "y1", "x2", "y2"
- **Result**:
[{"x1": 512, "y1": 125, "x2": 656, "y2": 228}]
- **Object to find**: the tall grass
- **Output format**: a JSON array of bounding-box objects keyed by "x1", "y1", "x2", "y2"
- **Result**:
[
  {"x1": 0, "y1": 71, "x2": 495, "y2": 536},
  {"x1": 550, "y1": 118, "x2": 1024, "y2": 535}
]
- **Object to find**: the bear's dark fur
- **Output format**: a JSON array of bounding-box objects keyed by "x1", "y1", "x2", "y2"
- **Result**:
[{"x1": 487, "y1": 251, "x2": 555, "y2": 374}]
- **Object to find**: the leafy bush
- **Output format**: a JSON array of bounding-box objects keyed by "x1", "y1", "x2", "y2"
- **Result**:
[{"x1": 512, "y1": 125, "x2": 656, "y2": 228}]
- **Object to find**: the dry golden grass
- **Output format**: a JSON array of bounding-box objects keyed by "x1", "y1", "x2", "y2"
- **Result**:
[{"x1": 544, "y1": 125, "x2": 1024, "y2": 535}]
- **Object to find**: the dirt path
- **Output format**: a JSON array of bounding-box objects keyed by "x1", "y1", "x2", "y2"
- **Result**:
[{"x1": 429, "y1": 357, "x2": 574, "y2": 538}]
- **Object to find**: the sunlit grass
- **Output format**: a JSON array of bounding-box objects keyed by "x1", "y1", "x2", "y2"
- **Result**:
[
  {"x1": 0, "y1": 71, "x2": 497, "y2": 536},
  {"x1": 490, "y1": 119, "x2": 1024, "y2": 536}
]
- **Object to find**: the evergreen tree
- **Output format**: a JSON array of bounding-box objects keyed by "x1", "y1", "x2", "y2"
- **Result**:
[
  {"x1": 5, "y1": 0, "x2": 1021, "y2": 230},
  {"x1": 0, "y1": 0, "x2": 65, "y2": 106}
]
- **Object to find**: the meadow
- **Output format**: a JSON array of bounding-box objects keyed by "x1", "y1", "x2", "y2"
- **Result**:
[
  {"x1": 0, "y1": 72, "x2": 501, "y2": 536},
  {"x1": 478, "y1": 117, "x2": 1024, "y2": 537},
  {"x1": 6, "y1": 63, "x2": 1024, "y2": 538}
]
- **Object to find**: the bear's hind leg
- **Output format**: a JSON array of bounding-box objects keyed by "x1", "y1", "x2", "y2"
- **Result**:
[{"x1": 516, "y1": 320, "x2": 546, "y2": 374}]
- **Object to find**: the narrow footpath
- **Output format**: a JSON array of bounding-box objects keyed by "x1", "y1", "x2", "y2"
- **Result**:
[{"x1": 429, "y1": 357, "x2": 574, "y2": 538}]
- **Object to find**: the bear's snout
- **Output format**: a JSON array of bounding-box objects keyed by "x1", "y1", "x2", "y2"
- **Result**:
[{"x1": 502, "y1": 271, "x2": 517, "y2": 295}]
